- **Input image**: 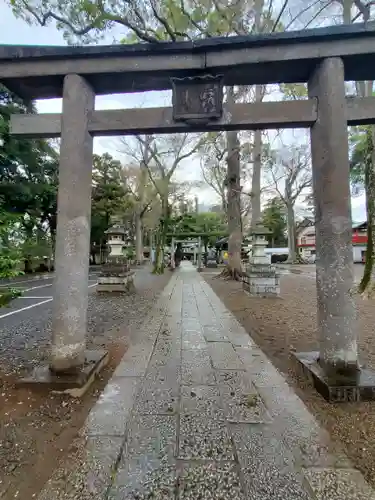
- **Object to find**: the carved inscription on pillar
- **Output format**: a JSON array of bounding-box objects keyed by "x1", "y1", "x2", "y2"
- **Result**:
[
  {"x1": 171, "y1": 74, "x2": 224, "y2": 124},
  {"x1": 329, "y1": 386, "x2": 361, "y2": 403}
]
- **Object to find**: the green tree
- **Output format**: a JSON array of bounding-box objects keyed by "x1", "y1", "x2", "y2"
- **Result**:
[
  {"x1": 350, "y1": 127, "x2": 375, "y2": 295},
  {"x1": 90, "y1": 153, "x2": 131, "y2": 263},
  {"x1": 120, "y1": 136, "x2": 158, "y2": 263},
  {"x1": 342, "y1": 0, "x2": 375, "y2": 296},
  {"x1": 6, "y1": 0, "x2": 303, "y2": 281},
  {"x1": 8, "y1": 0, "x2": 360, "y2": 279},
  {"x1": 169, "y1": 210, "x2": 227, "y2": 261},
  {"x1": 262, "y1": 197, "x2": 287, "y2": 247},
  {"x1": 170, "y1": 211, "x2": 226, "y2": 239},
  {"x1": 194, "y1": 211, "x2": 227, "y2": 259},
  {"x1": 7, "y1": 0, "x2": 292, "y2": 43},
  {"x1": 0, "y1": 84, "x2": 59, "y2": 272},
  {"x1": 0, "y1": 210, "x2": 22, "y2": 277},
  {"x1": 265, "y1": 142, "x2": 312, "y2": 263},
  {"x1": 121, "y1": 134, "x2": 201, "y2": 274},
  {"x1": 0, "y1": 210, "x2": 23, "y2": 305}
]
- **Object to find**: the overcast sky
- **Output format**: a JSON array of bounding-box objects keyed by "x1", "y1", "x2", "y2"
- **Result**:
[{"x1": 0, "y1": 2, "x2": 366, "y2": 221}]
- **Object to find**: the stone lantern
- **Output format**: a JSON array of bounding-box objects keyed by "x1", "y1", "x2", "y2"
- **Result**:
[
  {"x1": 97, "y1": 224, "x2": 134, "y2": 293},
  {"x1": 243, "y1": 223, "x2": 280, "y2": 297},
  {"x1": 250, "y1": 224, "x2": 271, "y2": 266},
  {"x1": 105, "y1": 224, "x2": 127, "y2": 258}
]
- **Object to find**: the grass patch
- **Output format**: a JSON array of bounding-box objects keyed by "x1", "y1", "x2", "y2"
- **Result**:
[{"x1": 0, "y1": 287, "x2": 23, "y2": 307}]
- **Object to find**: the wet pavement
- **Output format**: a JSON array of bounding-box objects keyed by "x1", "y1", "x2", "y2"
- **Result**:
[{"x1": 38, "y1": 263, "x2": 375, "y2": 499}]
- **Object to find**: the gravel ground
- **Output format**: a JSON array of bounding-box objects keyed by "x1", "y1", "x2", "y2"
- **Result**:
[
  {"x1": 204, "y1": 269, "x2": 375, "y2": 489},
  {"x1": 0, "y1": 266, "x2": 171, "y2": 500},
  {"x1": 0, "y1": 266, "x2": 170, "y2": 376}
]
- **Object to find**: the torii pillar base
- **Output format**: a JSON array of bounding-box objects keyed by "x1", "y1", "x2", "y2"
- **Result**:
[
  {"x1": 293, "y1": 351, "x2": 375, "y2": 403},
  {"x1": 17, "y1": 350, "x2": 109, "y2": 398}
]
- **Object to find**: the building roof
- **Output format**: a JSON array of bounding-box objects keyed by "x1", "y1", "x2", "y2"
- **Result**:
[
  {"x1": 296, "y1": 219, "x2": 367, "y2": 235},
  {"x1": 352, "y1": 221, "x2": 367, "y2": 229},
  {"x1": 105, "y1": 224, "x2": 127, "y2": 235},
  {"x1": 296, "y1": 217, "x2": 314, "y2": 234}
]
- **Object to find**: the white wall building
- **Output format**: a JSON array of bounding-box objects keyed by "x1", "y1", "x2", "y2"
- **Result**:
[{"x1": 296, "y1": 220, "x2": 367, "y2": 263}]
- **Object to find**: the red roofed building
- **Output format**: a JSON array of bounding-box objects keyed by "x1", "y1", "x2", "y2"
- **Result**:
[{"x1": 297, "y1": 219, "x2": 367, "y2": 263}]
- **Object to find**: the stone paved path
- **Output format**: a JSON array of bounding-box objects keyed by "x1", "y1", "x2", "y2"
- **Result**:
[{"x1": 39, "y1": 263, "x2": 375, "y2": 500}]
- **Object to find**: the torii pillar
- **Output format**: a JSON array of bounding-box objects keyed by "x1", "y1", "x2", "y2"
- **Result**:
[
  {"x1": 295, "y1": 58, "x2": 370, "y2": 402},
  {"x1": 50, "y1": 74, "x2": 94, "y2": 373},
  {"x1": 20, "y1": 74, "x2": 108, "y2": 395}
]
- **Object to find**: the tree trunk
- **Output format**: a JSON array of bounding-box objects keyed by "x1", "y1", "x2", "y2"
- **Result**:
[
  {"x1": 286, "y1": 203, "x2": 298, "y2": 263},
  {"x1": 135, "y1": 156, "x2": 148, "y2": 264},
  {"x1": 153, "y1": 230, "x2": 165, "y2": 274},
  {"x1": 356, "y1": 82, "x2": 374, "y2": 293},
  {"x1": 250, "y1": 0, "x2": 264, "y2": 227},
  {"x1": 135, "y1": 212, "x2": 143, "y2": 264},
  {"x1": 153, "y1": 197, "x2": 169, "y2": 274},
  {"x1": 221, "y1": 192, "x2": 227, "y2": 214},
  {"x1": 342, "y1": 0, "x2": 374, "y2": 295},
  {"x1": 226, "y1": 127, "x2": 242, "y2": 278},
  {"x1": 342, "y1": 0, "x2": 353, "y2": 24},
  {"x1": 359, "y1": 128, "x2": 375, "y2": 295},
  {"x1": 24, "y1": 258, "x2": 33, "y2": 274},
  {"x1": 250, "y1": 125, "x2": 262, "y2": 227},
  {"x1": 49, "y1": 215, "x2": 57, "y2": 256}
]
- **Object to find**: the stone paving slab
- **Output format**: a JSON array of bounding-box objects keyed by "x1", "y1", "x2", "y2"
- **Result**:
[
  {"x1": 303, "y1": 467, "x2": 375, "y2": 500},
  {"x1": 258, "y1": 384, "x2": 352, "y2": 468},
  {"x1": 151, "y1": 337, "x2": 181, "y2": 362},
  {"x1": 178, "y1": 461, "x2": 246, "y2": 500},
  {"x1": 231, "y1": 423, "x2": 312, "y2": 500},
  {"x1": 109, "y1": 457, "x2": 177, "y2": 499},
  {"x1": 124, "y1": 414, "x2": 177, "y2": 459},
  {"x1": 38, "y1": 435, "x2": 123, "y2": 500},
  {"x1": 181, "y1": 319, "x2": 202, "y2": 331},
  {"x1": 36, "y1": 273, "x2": 178, "y2": 500},
  {"x1": 113, "y1": 342, "x2": 155, "y2": 377},
  {"x1": 182, "y1": 330, "x2": 206, "y2": 349},
  {"x1": 134, "y1": 377, "x2": 180, "y2": 415},
  {"x1": 40, "y1": 264, "x2": 375, "y2": 500},
  {"x1": 179, "y1": 414, "x2": 234, "y2": 460},
  {"x1": 235, "y1": 345, "x2": 283, "y2": 386},
  {"x1": 215, "y1": 368, "x2": 256, "y2": 391},
  {"x1": 203, "y1": 325, "x2": 229, "y2": 342},
  {"x1": 180, "y1": 384, "x2": 224, "y2": 417},
  {"x1": 207, "y1": 341, "x2": 244, "y2": 370},
  {"x1": 81, "y1": 376, "x2": 140, "y2": 437},
  {"x1": 145, "y1": 360, "x2": 181, "y2": 384},
  {"x1": 181, "y1": 348, "x2": 216, "y2": 385},
  {"x1": 219, "y1": 383, "x2": 272, "y2": 423}
]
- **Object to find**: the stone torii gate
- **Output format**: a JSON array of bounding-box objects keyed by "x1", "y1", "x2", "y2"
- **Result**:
[{"x1": 3, "y1": 23, "x2": 375, "y2": 399}]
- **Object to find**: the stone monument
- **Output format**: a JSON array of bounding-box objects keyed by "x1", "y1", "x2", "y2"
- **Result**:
[
  {"x1": 206, "y1": 247, "x2": 218, "y2": 268},
  {"x1": 97, "y1": 225, "x2": 134, "y2": 293},
  {"x1": 243, "y1": 224, "x2": 280, "y2": 297}
]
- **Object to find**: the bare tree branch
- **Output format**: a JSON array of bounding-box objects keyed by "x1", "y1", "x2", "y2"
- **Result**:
[
  {"x1": 19, "y1": 0, "x2": 161, "y2": 43},
  {"x1": 271, "y1": 0, "x2": 289, "y2": 32},
  {"x1": 285, "y1": 0, "x2": 324, "y2": 30},
  {"x1": 180, "y1": 0, "x2": 212, "y2": 37}
]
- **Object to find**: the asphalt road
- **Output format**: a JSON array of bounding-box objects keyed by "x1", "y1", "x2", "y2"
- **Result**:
[
  {"x1": 0, "y1": 271, "x2": 100, "y2": 375},
  {"x1": 0, "y1": 266, "x2": 171, "y2": 377},
  {"x1": 0, "y1": 271, "x2": 99, "y2": 320}
]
